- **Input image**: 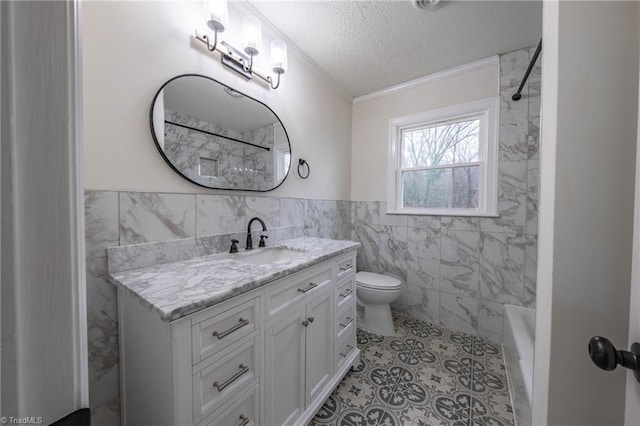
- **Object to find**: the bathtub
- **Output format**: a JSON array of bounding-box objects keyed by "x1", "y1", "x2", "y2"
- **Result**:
[{"x1": 503, "y1": 305, "x2": 535, "y2": 426}]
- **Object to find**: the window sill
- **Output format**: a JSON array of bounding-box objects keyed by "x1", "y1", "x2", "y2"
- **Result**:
[{"x1": 386, "y1": 209, "x2": 499, "y2": 218}]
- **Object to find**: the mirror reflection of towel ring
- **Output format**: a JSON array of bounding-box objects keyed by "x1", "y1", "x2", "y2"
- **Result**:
[{"x1": 297, "y1": 159, "x2": 310, "y2": 179}]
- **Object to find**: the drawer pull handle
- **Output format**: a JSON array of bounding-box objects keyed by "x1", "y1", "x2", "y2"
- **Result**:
[
  {"x1": 340, "y1": 317, "x2": 353, "y2": 328},
  {"x1": 340, "y1": 264, "x2": 353, "y2": 271},
  {"x1": 239, "y1": 414, "x2": 250, "y2": 426},
  {"x1": 212, "y1": 318, "x2": 250, "y2": 340},
  {"x1": 213, "y1": 364, "x2": 249, "y2": 391},
  {"x1": 340, "y1": 345, "x2": 353, "y2": 357},
  {"x1": 297, "y1": 282, "x2": 318, "y2": 293},
  {"x1": 302, "y1": 317, "x2": 315, "y2": 327},
  {"x1": 340, "y1": 288, "x2": 353, "y2": 298}
]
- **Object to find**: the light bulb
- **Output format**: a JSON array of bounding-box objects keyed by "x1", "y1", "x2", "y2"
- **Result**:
[
  {"x1": 242, "y1": 16, "x2": 262, "y2": 56},
  {"x1": 206, "y1": 0, "x2": 228, "y2": 32},
  {"x1": 270, "y1": 40, "x2": 288, "y2": 74}
]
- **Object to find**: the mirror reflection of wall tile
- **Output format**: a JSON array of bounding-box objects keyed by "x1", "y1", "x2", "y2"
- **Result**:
[
  {"x1": 199, "y1": 157, "x2": 218, "y2": 177},
  {"x1": 164, "y1": 110, "x2": 276, "y2": 190}
]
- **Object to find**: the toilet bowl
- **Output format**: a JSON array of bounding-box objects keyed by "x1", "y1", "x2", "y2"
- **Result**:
[{"x1": 355, "y1": 271, "x2": 402, "y2": 336}]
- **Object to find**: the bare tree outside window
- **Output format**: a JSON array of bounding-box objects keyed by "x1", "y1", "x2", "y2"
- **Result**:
[{"x1": 401, "y1": 119, "x2": 480, "y2": 209}]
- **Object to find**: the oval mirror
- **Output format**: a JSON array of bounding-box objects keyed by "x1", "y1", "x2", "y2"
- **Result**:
[{"x1": 150, "y1": 74, "x2": 291, "y2": 191}]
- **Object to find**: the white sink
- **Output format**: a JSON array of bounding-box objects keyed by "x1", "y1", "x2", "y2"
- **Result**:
[{"x1": 238, "y1": 247, "x2": 306, "y2": 265}]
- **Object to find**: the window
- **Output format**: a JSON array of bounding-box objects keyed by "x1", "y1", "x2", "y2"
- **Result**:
[{"x1": 387, "y1": 98, "x2": 499, "y2": 216}]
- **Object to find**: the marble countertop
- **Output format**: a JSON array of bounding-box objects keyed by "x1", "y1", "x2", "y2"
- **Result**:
[{"x1": 108, "y1": 237, "x2": 359, "y2": 322}]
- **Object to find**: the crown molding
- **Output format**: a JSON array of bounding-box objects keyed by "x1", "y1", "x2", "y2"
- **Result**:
[{"x1": 353, "y1": 55, "x2": 499, "y2": 105}]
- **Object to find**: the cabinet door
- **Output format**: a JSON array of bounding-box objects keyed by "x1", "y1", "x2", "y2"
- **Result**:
[
  {"x1": 305, "y1": 285, "x2": 334, "y2": 406},
  {"x1": 264, "y1": 309, "x2": 306, "y2": 426}
]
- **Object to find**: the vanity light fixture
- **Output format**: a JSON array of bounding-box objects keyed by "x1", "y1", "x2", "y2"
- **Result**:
[{"x1": 195, "y1": 0, "x2": 287, "y2": 89}]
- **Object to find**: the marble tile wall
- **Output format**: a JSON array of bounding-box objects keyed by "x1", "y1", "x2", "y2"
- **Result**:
[
  {"x1": 352, "y1": 46, "x2": 540, "y2": 342},
  {"x1": 84, "y1": 190, "x2": 351, "y2": 425},
  {"x1": 164, "y1": 110, "x2": 276, "y2": 190}
]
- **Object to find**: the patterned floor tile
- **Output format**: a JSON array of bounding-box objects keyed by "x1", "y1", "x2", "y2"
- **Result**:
[
  {"x1": 414, "y1": 362, "x2": 461, "y2": 396},
  {"x1": 431, "y1": 392, "x2": 473, "y2": 424},
  {"x1": 397, "y1": 407, "x2": 462, "y2": 426},
  {"x1": 472, "y1": 337, "x2": 502, "y2": 360},
  {"x1": 470, "y1": 362, "x2": 508, "y2": 396},
  {"x1": 380, "y1": 365, "x2": 430, "y2": 410},
  {"x1": 482, "y1": 389, "x2": 514, "y2": 423},
  {"x1": 360, "y1": 340, "x2": 398, "y2": 368},
  {"x1": 337, "y1": 405, "x2": 400, "y2": 426},
  {"x1": 311, "y1": 312, "x2": 515, "y2": 426}
]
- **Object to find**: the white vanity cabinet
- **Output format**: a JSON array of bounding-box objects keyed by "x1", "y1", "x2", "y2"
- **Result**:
[
  {"x1": 117, "y1": 248, "x2": 359, "y2": 426},
  {"x1": 263, "y1": 264, "x2": 334, "y2": 425}
]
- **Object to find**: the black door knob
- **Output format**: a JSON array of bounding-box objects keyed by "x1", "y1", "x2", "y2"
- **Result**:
[{"x1": 588, "y1": 336, "x2": 640, "y2": 383}]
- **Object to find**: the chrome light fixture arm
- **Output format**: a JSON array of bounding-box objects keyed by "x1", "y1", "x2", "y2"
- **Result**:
[
  {"x1": 201, "y1": 31, "x2": 218, "y2": 52},
  {"x1": 267, "y1": 73, "x2": 281, "y2": 90}
]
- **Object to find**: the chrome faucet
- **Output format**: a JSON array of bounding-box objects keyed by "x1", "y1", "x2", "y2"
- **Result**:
[{"x1": 246, "y1": 217, "x2": 267, "y2": 250}]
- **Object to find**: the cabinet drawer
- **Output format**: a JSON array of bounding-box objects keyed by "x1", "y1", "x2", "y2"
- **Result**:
[
  {"x1": 335, "y1": 329, "x2": 356, "y2": 372},
  {"x1": 267, "y1": 265, "x2": 332, "y2": 317},
  {"x1": 336, "y1": 255, "x2": 355, "y2": 280},
  {"x1": 199, "y1": 384, "x2": 258, "y2": 426},
  {"x1": 335, "y1": 276, "x2": 355, "y2": 311},
  {"x1": 336, "y1": 306, "x2": 355, "y2": 340},
  {"x1": 192, "y1": 297, "x2": 259, "y2": 364},
  {"x1": 193, "y1": 336, "x2": 259, "y2": 423}
]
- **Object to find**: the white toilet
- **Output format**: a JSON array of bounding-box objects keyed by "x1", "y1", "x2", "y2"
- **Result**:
[{"x1": 355, "y1": 271, "x2": 403, "y2": 336}]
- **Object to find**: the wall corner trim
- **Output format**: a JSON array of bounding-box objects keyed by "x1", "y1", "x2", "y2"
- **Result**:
[{"x1": 353, "y1": 55, "x2": 499, "y2": 105}]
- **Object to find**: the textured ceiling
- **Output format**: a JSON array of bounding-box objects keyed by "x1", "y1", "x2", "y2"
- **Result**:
[{"x1": 248, "y1": 0, "x2": 542, "y2": 97}]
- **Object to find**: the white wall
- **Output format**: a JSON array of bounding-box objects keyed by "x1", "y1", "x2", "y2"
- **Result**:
[
  {"x1": 351, "y1": 62, "x2": 499, "y2": 201},
  {"x1": 1, "y1": 1, "x2": 87, "y2": 422},
  {"x1": 82, "y1": 1, "x2": 352, "y2": 200},
  {"x1": 534, "y1": 2, "x2": 638, "y2": 425}
]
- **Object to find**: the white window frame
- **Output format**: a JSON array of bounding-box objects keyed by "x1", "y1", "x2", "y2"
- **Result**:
[{"x1": 387, "y1": 97, "x2": 500, "y2": 216}]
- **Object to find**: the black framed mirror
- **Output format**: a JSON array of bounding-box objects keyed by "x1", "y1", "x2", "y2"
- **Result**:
[{"x1": 150, "y1": 74, "x2": 291, "y2": 191}]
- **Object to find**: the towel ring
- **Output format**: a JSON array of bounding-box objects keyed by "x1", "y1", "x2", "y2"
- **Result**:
[{"x1": 298, "y1": 159, "x2": 310, "y2": 179}]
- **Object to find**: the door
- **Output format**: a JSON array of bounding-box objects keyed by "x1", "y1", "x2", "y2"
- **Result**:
[
  {"x1": 264, "y1": 309, "x2": 306, "y2": 426},
  {"x1": 534, "y1": 2, "x2": 639, "y2": 424},
  {"x1": 304, "y1": 285, "x2": 334, "y2": 405},
  {"x1": 625, "y1": 43, "x2": 640, "y2": 422}
]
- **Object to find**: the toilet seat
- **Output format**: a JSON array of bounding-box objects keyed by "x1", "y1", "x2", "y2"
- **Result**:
[{"x1": 356, "y1": 271, "x2": 401, "y2": 291}]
